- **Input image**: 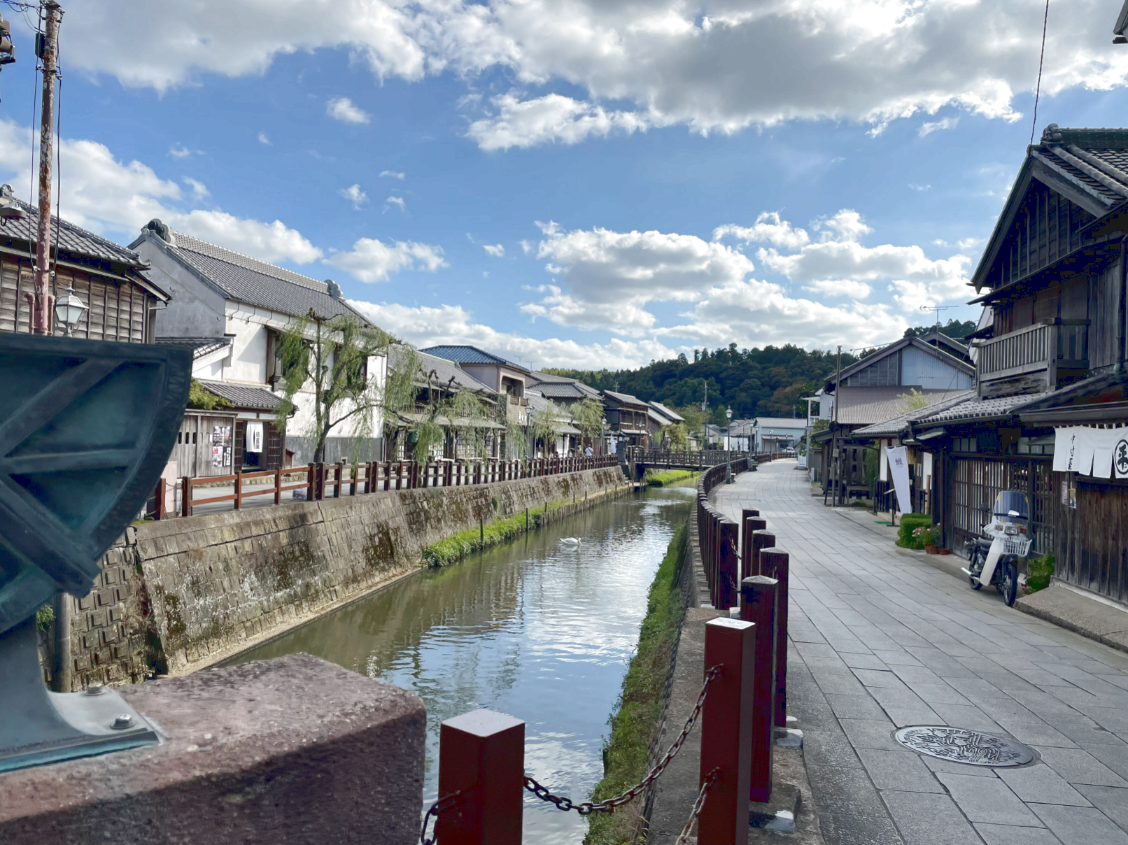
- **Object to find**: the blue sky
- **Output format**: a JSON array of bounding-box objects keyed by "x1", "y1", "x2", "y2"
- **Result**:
[{"x1": 2, "y1": 0, "x2": 1128, "y2": 369}]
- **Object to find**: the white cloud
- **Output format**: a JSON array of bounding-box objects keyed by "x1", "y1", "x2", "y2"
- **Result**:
[
  {"x1": 919, "y1": 117, "x2": 960, "y2": 137},
  {"x1": 327, "y1": 238, "x2": 446, "y2": 283},
  {"x1": 59, "y1": 0, "x2": 1128, "y2": 145},
  {"x1": 520, "y1": 239, "x2": 532, "y2": 254},
  {"x1": 257, "y1": 132, "x2": 271, "y2": 145},
  {"x1": 183, "y1": 177, "x2": 209, "y2": 199},
  {"x1": 814, "y1": 209, "x2": 872, "y2": 243},
  {"x1": 909, "y1": 183, "x2": 931, "y2": 192},
  {"x1": 327, "y1": 97, "x2": 371, "y2": 125},
  {"x1": 467, "y1": 92, "x2": 650, "y2": 151},
  {"x1": 169, "y1": 144, "x2": 192, "y2": 159},
  {"x1": 483, "y1": 243, "x2": 505, "y2": 257},
  {"x1": 384, "y1": 195, "x2": 407, "y2": 213},
  {"x1": 803, "y1": 279, "x2": 872, "y2": 299},
  {"x1": 379, "y1": 170, "x2": 406, "y2": 180},
  {"x1": 713, "y1": 212, "x2": 810, "y2": 250},
  {"x1": 0, "y1": 118, "x2": 321, "y2": 265},
  {"x1": 348, "y1": 300, "x2": 677, "y2": 370},
  {"x1": 339, "y1": 184, "x2": 369, "y2": 209}
]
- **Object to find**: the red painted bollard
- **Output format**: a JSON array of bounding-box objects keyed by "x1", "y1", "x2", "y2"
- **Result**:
[
  {"x1": 741, "y1": 575, "x2": 778, "y2": 803},
  {"x1": 718, "y1": 520, "x2": 740, "y2": 610},
  {"x1": 752, "y1": 529, "x2": 775, "y2": 578},
  {"x1": 742, "y1": 516, "x2": 766, "y2": 581},
  {"x1": 434, "y1": 709, "x2": 524, "y2": 845},
  {"x1": 761, "y1": 549, "x2": 790, "y2": 729},
  {"x1": 698, "y1": 617, "x2": 755, "y2": 845}
]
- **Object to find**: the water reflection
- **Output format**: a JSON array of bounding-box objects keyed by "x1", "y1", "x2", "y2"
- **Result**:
[{"x1": 231, "y1": 487, "x2": 693, "y2": 844}]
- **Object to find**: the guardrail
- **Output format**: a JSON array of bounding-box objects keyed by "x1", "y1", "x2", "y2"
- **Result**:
[
  {"x1": 419, "y1": 459, "x2": 792, "y2": 844},
  {"x1": 147, "y1": 455, "x2": 619, "y2": 519},
  {"x1": 625, "y1": 448, "x2": 758, "y2": 469}
]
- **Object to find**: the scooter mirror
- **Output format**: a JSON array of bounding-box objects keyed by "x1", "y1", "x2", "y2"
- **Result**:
[{"x1": 1007, "y1": 509, "x2": 1020, "y2": 517}]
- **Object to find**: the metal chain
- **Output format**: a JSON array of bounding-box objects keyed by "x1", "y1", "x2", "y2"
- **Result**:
[
  {"x1": 523, "y1": 665, "x2": 722, "y2": 815},
  {"x1": 419, "y1": 790, "x2": 462, "y2": 845},
  {"x1": 674, "y1": 768, "x2": 718, "y2": 845}
]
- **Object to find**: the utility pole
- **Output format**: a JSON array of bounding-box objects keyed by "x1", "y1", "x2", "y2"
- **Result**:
[
  {"x1": 832, "y1": 345, "x2": 842, "y2": 507},
  {"x1": 32, "y1": 1, "x2": 62, "y2": 335}
]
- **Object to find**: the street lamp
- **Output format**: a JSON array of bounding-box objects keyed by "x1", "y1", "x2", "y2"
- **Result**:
[
  {"x1": 725, "y1": 406, "x2": 733, "y2": 484},
  {"x1": 53, "y1": 284, "x2": 87, "y2": 337}
]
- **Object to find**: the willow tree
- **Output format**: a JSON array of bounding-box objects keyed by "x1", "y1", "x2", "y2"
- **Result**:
[
  {"x1": 571, "y1": 397, "x2": 605, "y2": 451},
  {"x1": 274, "y1": 310, "x2": 394, "y2": 463},
  {"x1": 529, "y1": 398, "x2": 569, "y2": 456}
]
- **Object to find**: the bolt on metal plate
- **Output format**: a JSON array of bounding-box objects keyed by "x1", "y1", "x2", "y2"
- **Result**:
[{"x1": 895, "y1": 726, "x2": 1035, "y2": 767}]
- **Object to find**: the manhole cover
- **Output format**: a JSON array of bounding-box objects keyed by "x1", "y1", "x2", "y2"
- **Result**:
[{"x1": 894, "y1": 726, "x2": 1035, "y2": 767}]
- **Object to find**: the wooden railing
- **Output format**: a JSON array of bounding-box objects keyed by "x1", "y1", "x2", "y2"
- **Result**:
[
  {"x1": 624, "y1": 448, "x2": 761, "y2": 468},
  {"x1": 149, "y1": 455, "x2": 619, "y2": 519},
  {"x1": 977, "y1": 320, "x2": 1088, "y2": 384}
]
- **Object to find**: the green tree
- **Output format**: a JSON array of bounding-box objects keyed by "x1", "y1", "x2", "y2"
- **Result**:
[
  {"x1": 187, "y1": 378, "x2": 228, "y2": 411},
  {"x1": 275, "y1": 310, "x2": 394, "y2": 463},
  {"x1": 571, "y1": 397, "x2": 605, "y2": 448},
  {"x1": 663, "y1": 422, "x2": 690, "y2": 450}
]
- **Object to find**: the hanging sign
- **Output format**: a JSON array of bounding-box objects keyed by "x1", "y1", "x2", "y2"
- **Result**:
[
  {"x1": 1053, "y1": 426, "x2": 1128, "y2": 479},
  {"x1": 246, "y1": 421, "x2": 264, "y2": 454},
  {"x1": 887, "y1": 445, "x2": 912, "y2": 515}
]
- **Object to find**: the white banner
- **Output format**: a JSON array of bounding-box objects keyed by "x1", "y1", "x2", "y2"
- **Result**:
[
  {"x1": 887, "y1": 445, "x2": 912, "y2": 515},
  {"x1": 879, "y1": 442, "x2": 888, "y2": 482},
  {"x1": 246, "y1": 420, "x2": 264, "y2": 453},
  {"x1": 1054, "y1": 426, "x2": 1128, "y2": 478}
]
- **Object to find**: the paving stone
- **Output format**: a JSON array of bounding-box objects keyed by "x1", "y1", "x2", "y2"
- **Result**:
[
  {"x1": 815, "y1": 672, "x2": 870, "y2": 696},
  {"x1": 854, "y1": 668, "x2": 910, "y2": 689},
  {"x1": 1030, "y1": 804, "x2": 1128, "y2": 845},
  {"x1": 890, "y1": 664, "x2": 946, "y2": 686},
  {"x1": 804, "y1": 729, "x2": 864, "y2": 770},
  {"x1": 857, "y1": 748, "x2": 944, "y2": 793},
  {"x1": 905, "y1": 682, "x2": 972, "y2": 706},
  {"x1": 972, "y1": 823, "x2": 1062, "y2": 845},
  {"x1": 843, "y1": 653, "x2": 889, "y2": 670},
  {"x1": 996, "y1": 765, "x2": 1092, "y2": 807},
  {"x1": 991, "y1": 717, "x2": 1078, "y2": 749},
  {"x1": 927, "y1": 703, "x2": 1006, "y2": 734},
  {"x1": 922, "y1": 755, "x2": 1000, "y2": 778},
  {"x1": 806, "y1": 764, "x2": 888, "y2": 818},
  {"x1": 839, "y1": 718, "x2": 906, "y2": 752},
  {"x1": 827, "y1": 693, "x2": 888, "y2": 721},
  {"x1": 1080, "y1": 740, "x2": 1128, "y2": 781},
  {"x1": 872, "y1": 649, "x2": 924, "y2": 667},
  {"x1": 935, "y1": 772, "x2": 1042, "y2": 825},
  {"x1": 1033, "y1": 747, "x2": 1128, "y2": 787},
  {"x1": 819, "y1": 811, "x2": 905, "y2": 845},
  {"x1": 881, "y1": 790, "x2": 983, "y2": 845}
]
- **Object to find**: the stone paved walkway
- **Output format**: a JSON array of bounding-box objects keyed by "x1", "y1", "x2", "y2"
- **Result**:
[{"x1": 713, "y1": 460, "x2": 1128, "y2": 845}]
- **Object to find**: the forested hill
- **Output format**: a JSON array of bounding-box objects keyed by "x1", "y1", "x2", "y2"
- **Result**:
[{"x1": 546, "y1": 343, "x2": 857, "y2": 424}]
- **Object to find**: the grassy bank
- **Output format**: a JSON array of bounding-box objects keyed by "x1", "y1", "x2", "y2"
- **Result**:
[
  {"x1": 586, "y1": 524, "x2": 688, "y2": 845},
  {"x1": 421, "y1": 493, "x2": 610, "y2": 566},
  {"x1": 644, "y1": 469, "x2": 699, "y2": 487}
]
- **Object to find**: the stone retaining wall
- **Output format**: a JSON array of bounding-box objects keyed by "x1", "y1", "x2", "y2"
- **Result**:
[{"x1": 62, "y1": 467, "x2": 630, "y2": 690}]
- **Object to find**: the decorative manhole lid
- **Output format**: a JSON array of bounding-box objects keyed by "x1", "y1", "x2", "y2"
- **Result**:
[{"x1": 894, "y1": 726, "x2": 1035, "y2": 767}]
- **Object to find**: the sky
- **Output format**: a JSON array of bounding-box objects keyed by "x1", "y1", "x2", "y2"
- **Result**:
[{"x1": 2, "y1": 0, "x2": 1128, "y2": 370}]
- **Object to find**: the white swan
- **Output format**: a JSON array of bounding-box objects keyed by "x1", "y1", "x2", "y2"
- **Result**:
[{"x1": 561, "y1": 537, "x2": 581, "y2": 546}]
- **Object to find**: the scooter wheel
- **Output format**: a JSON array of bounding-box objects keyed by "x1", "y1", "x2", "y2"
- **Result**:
[
  {"x1": 1002, "y1": 560, "x2": 1018, "y2": 607},
  {"x1": 969, "y1": 573, "x2": 983, "y2": 590},
  {"x1": 968, "y1": 550, "x2": 983, "y2": 590}
]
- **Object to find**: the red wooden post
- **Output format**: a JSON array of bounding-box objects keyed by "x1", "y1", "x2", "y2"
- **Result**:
[
  {"x1": 760, "y1": 549, "x2": 790, "y2": 729},
  {"x1": 274, "y1": 469, "x2": 283, "y2": 505},
  {"x1": 153, "y1": 479, "x2": 165, "y2": 521},
  {"x1": 307, "y1": 463, "x2": 316, "y2": 501},
  {"x1": 751, "y1": 529, "x2": 775, "y2": 579},
  {"x1": 435, "y1": 709, "x2": 524, "y2": 845},
  {"x1": 718, "y1": 520, "x2": 739, "y2": 610},
  {"x1": 743, "y1": 517, "x2": 767, "y2": 581},
  {"x1": 385, "y1": 461, "x2": 392, "y2": 492},
  {"x1": 334, "y1": 461, "x2": 344, "y2": 498},
  {"x1": 741, "y1": 575, "x2": 778, "y2": 803},
  {"x1": 698, "y1": 618, "x2": 755, "y2": 845},
  {"x1": 181, "y1": 476, "x2": 192, "y2": 517},
  {"x1": 233, "y1": 471, "x2": 242, "y2": 510}
]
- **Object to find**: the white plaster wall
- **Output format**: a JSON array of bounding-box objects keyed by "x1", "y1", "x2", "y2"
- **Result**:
[
  {"x1": 135, "y1": 234, "x2": 228, "y2": 339},
  {"x1": 222, "y1": 310, "x2": 269, "y2": 384},
  {"x1": 902, "y1": 346, "x2": 972, "y2": 390}
]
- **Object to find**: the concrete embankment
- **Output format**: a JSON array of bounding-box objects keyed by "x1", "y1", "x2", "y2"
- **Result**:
[{"x1": 64, "y1": 467, "x2": 630, "y2": 690}]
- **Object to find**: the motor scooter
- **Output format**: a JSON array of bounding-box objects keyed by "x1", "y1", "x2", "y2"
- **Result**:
[{"x1": 961, "y1": 490, "x2": 1033, "y2": 608}]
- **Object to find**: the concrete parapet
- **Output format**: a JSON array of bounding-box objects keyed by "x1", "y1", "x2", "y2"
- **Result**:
[{"x1": 0, "y1": 654, "x2": 425, "y2": 845}]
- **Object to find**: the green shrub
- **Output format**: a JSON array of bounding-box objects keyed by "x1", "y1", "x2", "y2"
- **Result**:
[
  {"x1": 644, "y1": 469, "x2": 698, "y2": 487},
  {"x1": 897, "y1": 514, "x2": 934, "y2": 549},
  {"x1": 1026, "y1": 554, "x2": 1055, "y2": 593},
  {"x1": 587, "y1": 526, "x2": 687, "y2": 845}
]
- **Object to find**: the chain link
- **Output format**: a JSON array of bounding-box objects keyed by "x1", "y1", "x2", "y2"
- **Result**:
[
  {"x1": 523, "y1": 664, "x2": 722, "y2": 815},
  {"x1": 673, "y1": 768, "x2": 718, "y2": 845},
  {"x1": 419, "y1": 790, "x2": 462, "y2": 845}
]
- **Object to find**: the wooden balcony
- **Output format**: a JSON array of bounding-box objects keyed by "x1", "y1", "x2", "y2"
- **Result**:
[{"x1": 976, "y1": 320, "x2": 1088, "y2": 396}]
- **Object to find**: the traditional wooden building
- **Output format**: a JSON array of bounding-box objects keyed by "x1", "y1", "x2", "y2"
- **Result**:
[
  {"x1": 601, "y1": 390, "x2": 651, "y2": 449},
  {"x1": 910, "y1": 124, "x2": 1128, "y2": 606},
  {"x1": 0, "y1": 185, "x2": 169, "y2": 340}
]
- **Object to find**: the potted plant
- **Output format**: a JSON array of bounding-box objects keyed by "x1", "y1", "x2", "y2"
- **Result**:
[{"x1": 913, "y1": 525, "x2": 939, "y2": 553}]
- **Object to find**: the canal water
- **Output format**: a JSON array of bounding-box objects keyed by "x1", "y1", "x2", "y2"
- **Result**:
[{"x1": 230, "y1": 485, "x2": 694, "y2": 843}]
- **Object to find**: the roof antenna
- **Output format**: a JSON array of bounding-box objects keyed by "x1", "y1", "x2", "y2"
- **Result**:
[{"x1": 920, "y1": 303, "x2": 956, "y2": 328}]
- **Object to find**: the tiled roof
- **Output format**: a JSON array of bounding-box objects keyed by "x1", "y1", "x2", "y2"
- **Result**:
[
  {"x1": 156, "y1": 336, "x2": 232, "y2": 359},
  {"x1": 852, "y1": 390, "x2": 975, "y2": 437},
  {"x1": 526, "y1": 391, "x2": 582, "y2": 434},
  {"x1": 155, "y1": 228, "x2": 360, "y2": 321},
  {"x1": 1028, "y1": 126, "x2": 1128, "y2": 207},
  {"x1": 0, "y1": 188, "x2": 143, "y2": 266},
  {"x1": 915, "y1": 390, "x2": 1056, "y2": 426},
  {"x1": 421, "y1": 345, "x2": 529, "y2": 371},
  {"x1": 391, "y1": 346, "x2": 497, "y2": 396},
  {"x1": 602, "y1": 389, "x2": 648, "y2": 408},
  {"x1": 197, "y1": 380, "x2": 282, "y2": 411},
  {"x1": 532, "y1": 380, "x2": 600, "y2": 400},
  {"x1": 751, "y1": 416, "x2": 808, "y2": 428},
  {"x1": 836, "y1": 387, "x2": 970, "y2": 426},
  {"x1": 649, "y1": 401, "x2": 685, "y2": 423}
]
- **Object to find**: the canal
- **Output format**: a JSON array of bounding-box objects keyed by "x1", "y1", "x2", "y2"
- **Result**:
[{"x1": 229, "y1": 484, "x2": 694, "y2": 843}]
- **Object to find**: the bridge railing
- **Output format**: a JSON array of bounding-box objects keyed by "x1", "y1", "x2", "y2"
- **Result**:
[{"x1": 625, "y1": 448, "x2": 761, "y2": 468}]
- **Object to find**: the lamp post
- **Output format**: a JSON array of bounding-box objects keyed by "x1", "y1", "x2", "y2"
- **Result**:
[
  {"x1": 53, "y1": 284, "x2": 87, "y2": 336},
  {"x1": 726, "y1": 406, "x2": 733, "y2": 484}
]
